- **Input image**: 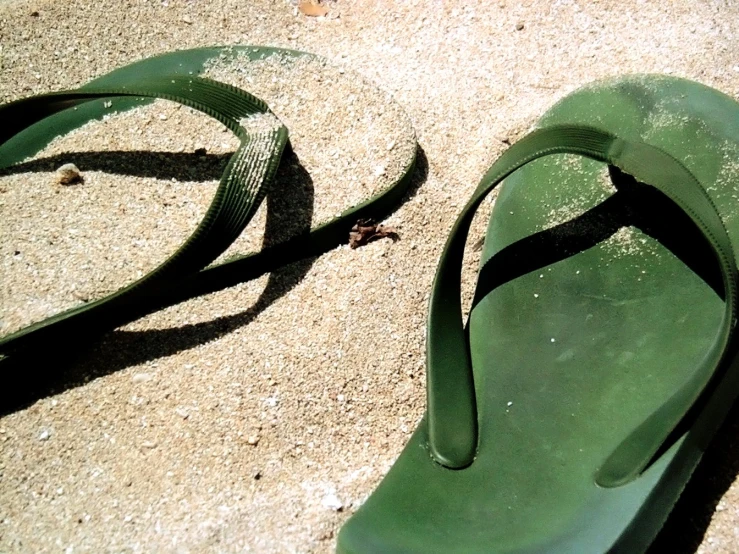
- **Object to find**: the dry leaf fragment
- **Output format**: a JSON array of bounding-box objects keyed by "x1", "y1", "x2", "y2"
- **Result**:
[
  {"x1": 299, "y1": 0, "x2": 328, "y2": 17},
  {"x1": 349, "y1": 219, "x2": 399, "y2": 249}
]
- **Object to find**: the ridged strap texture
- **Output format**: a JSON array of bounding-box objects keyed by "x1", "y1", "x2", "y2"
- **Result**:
[
  {"x1": 0, "y1": 76, "x2": 287, "y2": 355},
  {"x1": 427, "y1": 125, "x2": 738, "y2": 481},
  {"x1": 0, "y1": 71, "x2": 417, "y2": 369}
]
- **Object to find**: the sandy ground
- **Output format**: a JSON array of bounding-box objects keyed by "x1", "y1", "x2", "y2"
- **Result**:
[{"x1": 1, "y1": 0, "x2": 739, "y2": 552}]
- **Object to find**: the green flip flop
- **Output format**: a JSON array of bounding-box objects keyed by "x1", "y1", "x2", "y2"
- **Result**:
[
  {"x1": 337, "y1": 75, "x2": 739, "y2": 553},
  {"x1": 0, "y1": 46, "x2": 416, "y2": 370}
]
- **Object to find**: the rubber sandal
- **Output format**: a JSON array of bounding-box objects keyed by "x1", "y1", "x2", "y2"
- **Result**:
[
  {"x1": 337, "y1": 75, "x2": 739, "y2": 553},
  {"x1": 0, "y1": 46, "x2": 416, "y2": 368}
]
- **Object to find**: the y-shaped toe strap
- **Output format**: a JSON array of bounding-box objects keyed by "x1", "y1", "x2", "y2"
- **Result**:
[
  {"x1": 426, "y1": 126, "x2": 737, "y2": 484},
  {"x1": 0, "y1": 76, "x2": 288, "y2": 357},
  {"x1": 1, "y1": 71, "x2": 417, "y2": 371}
]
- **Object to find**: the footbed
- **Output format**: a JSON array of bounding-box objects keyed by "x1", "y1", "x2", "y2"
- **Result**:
[{"x1": 338, "y1": 75, "x2": 739, "y2": 553}]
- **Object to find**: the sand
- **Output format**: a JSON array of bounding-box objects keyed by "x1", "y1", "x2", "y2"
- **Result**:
[{"x1": 1, "y1": 0, "x2": 738, "y2": 552}]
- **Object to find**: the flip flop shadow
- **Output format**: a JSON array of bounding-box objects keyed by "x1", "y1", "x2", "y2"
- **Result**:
[
  {"x1": 1, "y1": 146, "x2": 429, "y2": 415},
  {"x1": 471, "y1": 166, "x2": 735, "y2": 554}
]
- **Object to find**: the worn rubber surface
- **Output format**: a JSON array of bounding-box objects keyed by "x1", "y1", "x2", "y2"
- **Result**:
[
  {"x1": 0, "y1": 46, "x2": 416, "y2": 366},
  {"x1": 338, "y1": 76, "x2": 739, "y2": 553}
]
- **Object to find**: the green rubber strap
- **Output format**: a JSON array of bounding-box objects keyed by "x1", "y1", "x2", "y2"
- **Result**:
[
  {"x1": 427, "y1": 125, "x2": 738, "y2": 473},
  {"x1": 0, "y1": 75, "x2": 288, "y2": 355},
  {"x1": 0, "y1": 72, "x2": 417, "y2": 369}
]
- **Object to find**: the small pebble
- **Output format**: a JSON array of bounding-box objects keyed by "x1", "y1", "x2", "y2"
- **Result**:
[
  {"x1": 132, "y1": 373, "x2": 153, "y2": 383},
  {"x1": 175, "y1": 407, "x2": 190, "y2": 419},
  {"x1": 247, "y1": 435, "x2": 260, "y2": 446},
  {"x1": 515, "y1": 21, "x2": 524, "y2": 31},
  {"x1": 38, "y1": 429, "x2": 51, "y2": 441},
  {"x1": 72, "y1": 290, "x2": 90, "y2": 303},
  {"x1": 55, "y1": 163, "x2": 83, "y2": 185},
  {"x1": 322, "y1": 492, "x2": 344, "y2": 511}
]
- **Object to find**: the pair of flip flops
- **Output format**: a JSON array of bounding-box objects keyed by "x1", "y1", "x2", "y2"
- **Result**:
[{"x1": 2, "y1": 46, "x2": 739, "y2": 553}]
